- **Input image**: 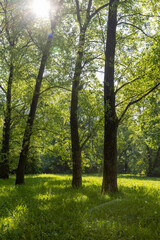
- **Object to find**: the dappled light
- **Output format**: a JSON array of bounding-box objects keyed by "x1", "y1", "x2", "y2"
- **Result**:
[
  {"x1": 0, "y1": 174, "x2": 160, "y2": 239},
  {"x1": 73, "y1": 193, "x2": 88, "y2": 203},
  {"x1": 0, "y1": 0, "x2": 159, "y2": 238}
]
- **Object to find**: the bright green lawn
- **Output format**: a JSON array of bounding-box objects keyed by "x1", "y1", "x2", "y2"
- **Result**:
[{"x1": 0, "y1": 174, "x2": 160, "y2": 240}]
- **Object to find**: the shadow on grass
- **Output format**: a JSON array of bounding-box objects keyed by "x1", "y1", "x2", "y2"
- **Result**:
[{"x1": 0, "y1": 174, "x2": 160, "y2": 240}]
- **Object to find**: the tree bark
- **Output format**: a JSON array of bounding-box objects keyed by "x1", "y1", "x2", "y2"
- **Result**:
[
  {"x1": 15, "y1": 38, "x2": 51, "y2": 185},
  {"x1": 153, "y1": 146, "x2": 160, "y2": 169},
  {"x1": 0, "y1": 63, "x2": 13, "y2": 179},
  {"x1": 71, "y1": 28, "x2": 86, "y2": 188},
  {"x1": 102, "y1": 0, "x2": 119, "y2": 194},
  {"x1": 146, "y1": 144, "x2": 153, "y2": 177},
  {"x1": 124, "y1": 151, "x2": 129, "y2": 174}
]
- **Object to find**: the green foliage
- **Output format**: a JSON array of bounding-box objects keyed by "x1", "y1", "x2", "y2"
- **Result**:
[
  {"x1": 0, "y1": 0, "x2": 159, "y2": 179},
  {"x1": 117, "y1": 97, "x2": 160, "y2": 176},
  {"x1": 0, "y1": 174, "x2": 160, "y2": 239}
]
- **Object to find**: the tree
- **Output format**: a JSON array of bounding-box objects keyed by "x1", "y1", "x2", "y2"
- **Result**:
[
  {"x1": 71, "y1": 0, "x2": 109, "y2": 188},
  {"x1": 15, "y1": 0, "x2": 63, "y2": 184},
  {"x1": 102, "y1": 0, "x2": 160, "y2": 193},
  {"x1": 137, "y1": 93, "x2": 160, "y2": 176},
  {"x1": 102, "y1": 0, "x2": 119, "y2": 193},
  {"x1": 0, "y1": 0, "x2": 30, "y2": 178},
  {"x1": 117, "y1": 123, "x2": 133, "y2": 174}
]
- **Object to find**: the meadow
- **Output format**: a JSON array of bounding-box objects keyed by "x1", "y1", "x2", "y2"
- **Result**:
[{"x1": 0, "y1": 174, "x2": 160, "y2": 240}]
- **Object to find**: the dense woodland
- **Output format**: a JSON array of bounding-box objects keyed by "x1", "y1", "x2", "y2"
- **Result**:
[{"x1": 0, "y1": 0, "x2": 160, "y2": 193}]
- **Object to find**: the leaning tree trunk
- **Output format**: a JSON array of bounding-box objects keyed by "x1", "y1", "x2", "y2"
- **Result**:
[
  {"x1": 71, "y1": 27, "x2": 86, "y2": 188},
  {"x1": 102, "y1": 0, "x2": 119, "y2": 194},
  {"x1": 15, "y1": 38, "x2": 51, "y2": 185},
  {"x1": 15, "y1": 0, "x2": 63, "y2": 185},
  {"x1": 0, "y1": 63, "x2": 13, "y2": 179}
]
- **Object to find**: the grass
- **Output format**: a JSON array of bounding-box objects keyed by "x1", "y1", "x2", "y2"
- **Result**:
[{"x1": 0, "y1": 174, "x2": 160, "y2": 240}]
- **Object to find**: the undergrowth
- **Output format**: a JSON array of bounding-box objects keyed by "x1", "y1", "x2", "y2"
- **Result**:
[{"x1": 0, "y1": 174, "x2": 160, "y2": 240}]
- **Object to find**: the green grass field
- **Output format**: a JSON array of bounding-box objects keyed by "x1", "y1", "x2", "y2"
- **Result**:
[{"x1": 0, "y1": 174, "x2": 160, "y2": 240}]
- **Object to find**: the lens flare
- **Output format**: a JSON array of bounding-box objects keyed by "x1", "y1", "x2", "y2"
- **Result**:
[{"x1": 32, "y1": 0, "x2": 50, "y2": 18}]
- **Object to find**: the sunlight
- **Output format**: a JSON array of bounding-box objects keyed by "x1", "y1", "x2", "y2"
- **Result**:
[{"x1": 32, "y1": 0, "x2": 50, "y2": 18}]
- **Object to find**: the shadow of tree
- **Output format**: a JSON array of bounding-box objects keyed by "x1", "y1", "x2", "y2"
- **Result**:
[{"x1": 0, "y1": 175, "x2": 160, "y2": 239}]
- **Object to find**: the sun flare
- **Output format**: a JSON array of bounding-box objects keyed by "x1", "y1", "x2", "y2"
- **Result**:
[{"x1": 32, "y1": 0, "x2": 50, "y2": 18}]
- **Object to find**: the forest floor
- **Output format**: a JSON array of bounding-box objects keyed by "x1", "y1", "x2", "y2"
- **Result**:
[{"x1": 0, "y1": 174, "x2": 160, "y2": 240}]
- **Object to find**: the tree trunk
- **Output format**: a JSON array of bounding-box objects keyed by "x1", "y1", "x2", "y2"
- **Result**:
[
  {"x1": 71, "y1": 0, "x2": 110, "y2": 188},
  {"x1": 146, "y1": 144, "x2": 153, "y2": 177},
  {"x1": 71, "y1": 28, "x2": 86, "y2": 188},
  {"x1": 0, "y1": 63, "x2": 13, "y2": 179},
  {"x1": 153, "y1": 146, "x2": 160, "y2": 169},
  {"x1": 102, "y1": 0, "x2": 119, "y2": 194},
  {"x1": 15, "y1": 38, "x2": 51, "y2": 185},
  {"x1": 124, "y1": 156, "x2": 129, "y2": 174}
]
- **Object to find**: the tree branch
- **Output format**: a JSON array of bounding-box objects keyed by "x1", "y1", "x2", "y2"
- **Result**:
[
  {"x1": 90, "y1": 3, "x2": 109, "y2": 20},
  {"x1": 118, "y1": 12, "x2": 160, "y2": 22},
  {"x1": 0, "y1": 84, "x2": 6, "y2": 93},
  {"x1": 39, "y1": 85, "x2": 71, "y2": 96},
  {"x1": 117, "y1": 21, "x2": 154, "y2": 38},
  {"x1": 115, "y1": 74, "x2": 145, "y2": 95},
  {"x1": 75, "y1": 0, "x2": 82, "y2": 27},
  {"x1": 82, "y1": 53, "x2": 103, "y2": 68},
  {"x1": 97, "y1": 11, "x2": 106, "y2": 53},
  {"x1": 26, "y1": 28, "x2": 41, "y2": 50},
  {"x1": 80, "y1": 117, "x2": 103, "y2": 150},
  {"x1": 118, "y1": 82, "x2": 160, "y2": 124},
  {"x1": 86, "y1": 0, "x2": 92, "y2": 21}
]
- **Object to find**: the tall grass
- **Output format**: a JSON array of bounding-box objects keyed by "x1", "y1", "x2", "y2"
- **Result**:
[{"x1": 0, "y1": 174, "x2": 160, "y2": 239}]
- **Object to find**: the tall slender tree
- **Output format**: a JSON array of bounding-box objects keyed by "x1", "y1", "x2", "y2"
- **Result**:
[
  {"x1": 0, "y1": 1, "x2": 21, "y2": 178},
  {"x1": 71, "y1": 0, "x2": 109, "y2": 188},
  {"x1": 0, "y1": 63, "x2": 13, "y2": 179},
  {"x1": 16, "y1": 0, "x2": 63, "y2": 184}
]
